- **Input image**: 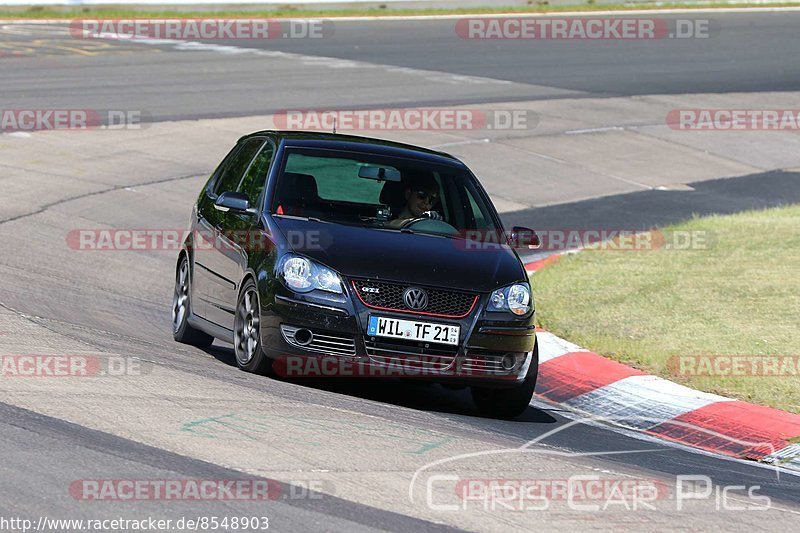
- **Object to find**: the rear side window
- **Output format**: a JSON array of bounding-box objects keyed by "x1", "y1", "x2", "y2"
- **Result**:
[
  {"x1": 239, "y1": 143, "x2": 275, "y2": 206},
  {"x1": 214, "y1": 139, "x2": 264, "y2": 195}
]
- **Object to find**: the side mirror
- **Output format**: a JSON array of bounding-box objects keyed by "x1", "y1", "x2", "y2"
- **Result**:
[
  {"x1": 215, "y1": 191, "x2": 256, "y2": 215},
  {"x1": 509, "y1": 226, "x2": 540, "y2": 249}
]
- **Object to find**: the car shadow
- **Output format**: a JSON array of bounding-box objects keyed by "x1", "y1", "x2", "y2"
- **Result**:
[
  {"x1": 288, "y1": 378, "x2": 557, "y2": 423},
  {"x1": 205, "y1": 343, "x2": 238, "y2": 367},
  {"x1": 202, "y1": 343, "x2": 556, "y2": 423}
]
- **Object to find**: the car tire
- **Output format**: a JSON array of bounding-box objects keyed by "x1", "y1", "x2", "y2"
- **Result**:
[
  {"x1": 471, "y1": 339, "x2": 539, "y2": 419},
  {"x1": 172, "y1": 255, "x2": 214, "y2": 348},
  {"x1": 233, "y1": 279, "x2": 274, "y2": 375}
]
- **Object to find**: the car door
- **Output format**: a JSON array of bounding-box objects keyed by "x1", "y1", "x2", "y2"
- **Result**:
[
  {"x1": 211, "y1": 140, "x2": 276, "y2": 327},
  {"x1": 196, "y1": 138, "x2": 265, "y2": 329},
  {"x1": 191, "y1": 143, "x2": 242, "y2": 322}
]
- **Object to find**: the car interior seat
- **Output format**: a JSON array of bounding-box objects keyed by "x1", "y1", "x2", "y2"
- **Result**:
[
  {"x1": 276, "y1": 172, "x2": 323, "y2": 217},
  {"x1": 379, "y1": 180, "x2": 407, "y2": 218}
]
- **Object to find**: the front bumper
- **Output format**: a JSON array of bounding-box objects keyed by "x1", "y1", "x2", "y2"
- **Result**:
[{"x1": 261, "y1": 280, "x2": 537, "y2": 388}]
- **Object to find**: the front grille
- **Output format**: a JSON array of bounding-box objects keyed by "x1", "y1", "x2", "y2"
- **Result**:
[
  {"x1": 352, "y1": 280, "x2": 477, "y2": 318},
  {"x1": 364, "y1": 338, "x2": 457, "y2": 371},
  {"x1": 280, "y1": 325, "x2": 356, "y2": 356}
]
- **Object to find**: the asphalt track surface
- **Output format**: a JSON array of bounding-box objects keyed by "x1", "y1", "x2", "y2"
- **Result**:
[
  {"x1": 3, "y1": 13, "x2": 800, "y2": 122},
  {"x1": 2, "y1": 11, "x2": 800, "y2": 532}
]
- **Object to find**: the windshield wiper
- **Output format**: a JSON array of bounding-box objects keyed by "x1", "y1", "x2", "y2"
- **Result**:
[
  {"x1": 274, "y1": 214, "x2": 327, "y2": 224},
  {"x1": 375, "y1": 226, "x2": 460, "y2": 240}
]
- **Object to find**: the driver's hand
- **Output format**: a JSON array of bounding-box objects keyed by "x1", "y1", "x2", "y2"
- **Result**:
[{"x1": 423, "y1": 210, "x2": 443, "y2": 221}]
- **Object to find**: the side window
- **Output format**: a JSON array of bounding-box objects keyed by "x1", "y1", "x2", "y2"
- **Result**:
[
  {"x1": 203, "y1": 144, "x2": 237, "y2": 195},
  {"x1": 238, "y1": 142, "x2": 275, "y2": 206},
  {"x1": 213, "y1": 139, "x2": 264, "y2": 196}
]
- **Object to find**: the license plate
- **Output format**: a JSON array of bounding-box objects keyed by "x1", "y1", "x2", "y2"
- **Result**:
[{"x1": 367, "y1": 316, "x2": 460, "y2": 345}]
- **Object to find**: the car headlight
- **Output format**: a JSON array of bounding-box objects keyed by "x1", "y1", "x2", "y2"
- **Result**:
[
  {"x1": 278, "y1": 254, "x2": 343, "y2": 294},
  {"x1": 488, "y1": 283, "x2": 533, "y2": 316}
]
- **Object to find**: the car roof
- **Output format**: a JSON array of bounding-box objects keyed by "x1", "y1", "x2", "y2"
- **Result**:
[{"x1": 240, "y1": 130, "x2": 466, "y2": 168}]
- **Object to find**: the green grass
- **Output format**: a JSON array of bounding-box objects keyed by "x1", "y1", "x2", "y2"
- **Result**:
[
  {"x1": 532, "y1": 205, "x2": 800, "y2": 414},
  {"x1": 3, "y1": 2, "x2": 800, "y2": 20}
]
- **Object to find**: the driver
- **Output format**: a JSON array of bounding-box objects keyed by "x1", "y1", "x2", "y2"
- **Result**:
[{"x1": 388, "y1": 176, "x2": 443, "y2": 228}]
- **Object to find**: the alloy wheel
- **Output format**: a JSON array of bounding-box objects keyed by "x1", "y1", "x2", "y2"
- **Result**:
[
  {"x1": 172, "y1": 260, "x2": 189, "y2": 332},
  {"x1": 234, "y1": 288, "x2": 261, "y2": 365}
]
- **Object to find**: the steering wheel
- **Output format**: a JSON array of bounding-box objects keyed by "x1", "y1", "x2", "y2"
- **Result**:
[
  {"x1": 398, "y1": 217, "x2": 430, "y2": 230},
  {"x1": 398, "y1": 216, "x2": 459, "y2": 237}
]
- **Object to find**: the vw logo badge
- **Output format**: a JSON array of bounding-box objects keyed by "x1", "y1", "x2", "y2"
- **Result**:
[{"x1": 403, "y1": 287, "x2": 429, "y2": 311}]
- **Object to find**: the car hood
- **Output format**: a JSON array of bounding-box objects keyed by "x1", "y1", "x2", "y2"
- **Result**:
[{"x1": 273, "y1": 217, "x2": 525, "y2": 293}]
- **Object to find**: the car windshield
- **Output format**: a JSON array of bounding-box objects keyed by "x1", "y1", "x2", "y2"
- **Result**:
[{"x1": 270, "y1": 148, "x2": 500, "y2": 238}]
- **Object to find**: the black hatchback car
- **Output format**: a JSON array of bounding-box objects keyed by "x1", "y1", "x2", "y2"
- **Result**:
[{"x1": 172, "y1": 131, "x2": 540, "y2": 418}]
